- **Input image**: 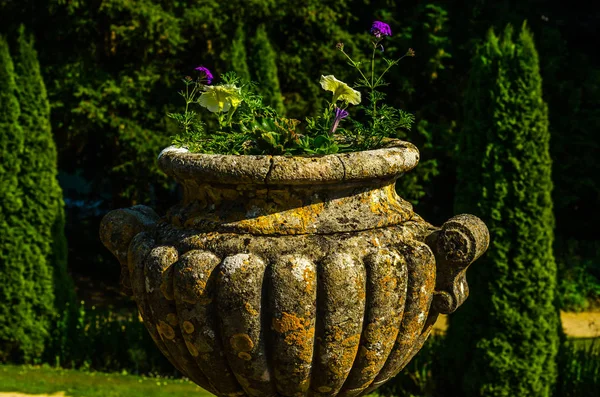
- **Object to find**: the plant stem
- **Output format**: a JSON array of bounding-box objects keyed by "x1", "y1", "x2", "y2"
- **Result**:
[
  {"x1": 374, "y1": 52, "x2": 410, "y2": 87},
  {"x1": 371, "y1": 42, "x2": 377, "y2": 88},
  {"x1": 370, "y1": 42, "x2": 378, "y2": 136},
  {"x1": 184, "y1": 83, "x2": 190, "y2": 134},
  {"x1": 340, "y1": 49, "x2": 369, "y2": 84},
  {"x1": 183, "y1": 82, "x2": 199, "y2": 133},
  {"x1": 226, "y1": 105, "x2": 237, "y2": 126}
]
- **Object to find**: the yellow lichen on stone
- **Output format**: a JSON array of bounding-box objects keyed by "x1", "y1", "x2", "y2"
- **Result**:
[
  {"x1": 361, "y1": 346, "x2": 380, "y2": 369},
  {"x1": 303, "y1": 267, "x2": 316, "y2": 293},
  {"x1": 384, "y1": 183, "x2": 407, "y2": 213},
  {"x1": 285, "y1": 327, "x2": 315, "y2": 363},
  {"x1": 366, "y1": 185, "x2": 408, "y2": 224},
  {"x1": 157, "y1": 320, "x2": 175, "y2": 340},
  {"x1": 238, "y1": 200, "x2": 325, "y2": 234},
  {"x1": 230, "y1": 333, "x2": 254, "y2": 352},
  {"x1": 244, "y1": 301, "x2": 259, "y2": 316},
  {"x1": 331, "y1": 325, "x2": 345, "y2": 342},
  {"x1": 380, "y1": 273, "x2": 398, "y2": 290},
  {"x1": 272, "y1": 312, "x2": 304, "y2": 333},
  {"x1": 355, "y1": 277, "x2": 366, "y2": 300},
  {"x1": 342, "y1": 334, "x2": 361, "y2": 348},
  {"x1": 185, "y1": 339, "x2": 200, "y2": 357},
  {"x1": 196, "y1": 279, "x2": 207, "y2": 292},
  {"x1": 326, "y1": 333, "x2": 362, "y2": 377},
  {"x1": 191, "y1": 273, "x2": 212, "y2": 305},
  {"x1": 292, "y1": 202, "x2": 325, "y2": 231},
  {"x1": 273, "y1": 312, "x2": 314, "y2": 363},
  {"x1": 182, "y1": 320, "x2": 195, "y2": 334}
]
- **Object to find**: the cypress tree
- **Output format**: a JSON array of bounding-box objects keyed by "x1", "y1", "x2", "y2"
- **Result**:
[
  {"x1": 11, "y1": 26, "x2": 75, "y2": 362},
  {"x1": 0, "y1": 34, "x2": 49, "y2": 361},
  {"x1": 0, "y1": 27, "x2": 71, "y2": 362},
  {"x1": 251, "y1": 24, "x2": 285, "y2": 114},
  {"x1": 230, "y1": 24, "x2": 251, "y2": 82},
  {"x1": 442, "y1": 23, "x2": 559, "y2": 396}
]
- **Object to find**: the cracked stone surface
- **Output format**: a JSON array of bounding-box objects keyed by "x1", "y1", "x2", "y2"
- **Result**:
[{"x1": 100, "y1": 140, "x2": 489, "y2": 397}]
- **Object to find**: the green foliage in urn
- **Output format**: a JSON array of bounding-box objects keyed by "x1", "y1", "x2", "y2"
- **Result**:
[
  {"x1": 0, "y1": 28, "x2": 73, "y2": 362},
  {"x1": 441, "y1": 23, "x2": 559, "y2": 396},
  {"x1": 168, "y1": 21, "x2": 416, "y2": 156}
]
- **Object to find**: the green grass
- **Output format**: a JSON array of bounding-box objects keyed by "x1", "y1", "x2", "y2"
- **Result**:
[
  {"x1": 0, "y1": 364, "x2": 381, "y2": 397},
  {"x1": 0, "y1": 364, "x2": 214, "y2": 397},
  {"x1": 569, "y1": 337, "x2": 600, "y2": 353}
]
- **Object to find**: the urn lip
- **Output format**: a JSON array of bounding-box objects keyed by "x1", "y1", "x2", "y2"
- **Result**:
[{"x1": 157, "y1": 139, "x2": 419, "y2": 185}]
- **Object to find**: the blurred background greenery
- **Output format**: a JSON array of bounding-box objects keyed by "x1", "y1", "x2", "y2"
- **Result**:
[{"x1": 0, "y1": 1, "x2": 599, "y2": 396}]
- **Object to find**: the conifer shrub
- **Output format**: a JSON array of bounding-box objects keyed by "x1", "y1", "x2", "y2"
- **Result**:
[
  {"x1": 0, "y1": 28, "x2": 72, "y2": 362},
  {"x1": 0, "y1": 33, "x2": 51, "y2": 362},
  {"x1": 251, "y1": 24, "x2": 285, "y2": 114},
  {"x1": 229, "y1": 24, "x2": 251, "y2": 82},
  {"x1": 12, "y1": 26, "x2": 75, "y2": 362},
  {"x1": 441, "y1": 23, "x2": 560, "y2": 396},
  {"x1": 12, "y1": 26, "x2": 73, "y2": 305}
]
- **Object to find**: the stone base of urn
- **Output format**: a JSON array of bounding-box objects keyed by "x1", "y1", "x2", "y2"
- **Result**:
[{"x1": 100, "y1": 140, "x2": 489, "y2": 397}]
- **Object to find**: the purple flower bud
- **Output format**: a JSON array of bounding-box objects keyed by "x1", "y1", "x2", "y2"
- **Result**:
[
  {"x1": 370, "y1": 21, "x2": 392, "y2": 38},
  {"x1": 330, "y1": 107, "x2": 349, "y2": 133},
  {"x1": 335, "y1": 107, "x2": 349, "y2": 119},
  {"x1": 194, "y1": 65, "x2": 213, "y2": 85}
]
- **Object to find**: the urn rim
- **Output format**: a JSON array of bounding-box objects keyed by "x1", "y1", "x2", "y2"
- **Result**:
[{"x1": 157, "y1": 139, "x2": 420, "y2": 185}]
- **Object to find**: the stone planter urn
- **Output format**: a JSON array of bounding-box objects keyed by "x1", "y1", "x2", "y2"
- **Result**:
[{"x1": 100, "y1": 139, "x2": 489, "y2": 397}]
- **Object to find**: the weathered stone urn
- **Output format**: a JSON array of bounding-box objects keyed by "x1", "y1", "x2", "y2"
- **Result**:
[{"x1": 99, "y1": 139, "x2": 489, "y2": 397}]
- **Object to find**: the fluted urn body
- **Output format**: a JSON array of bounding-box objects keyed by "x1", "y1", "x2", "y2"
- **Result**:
[{"x1": 100, "y1": 140, "x2": 489, "y2": 397}]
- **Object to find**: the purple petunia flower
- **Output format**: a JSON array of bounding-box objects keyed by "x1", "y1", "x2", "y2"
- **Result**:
[
  {"x1": 371, "y1": 21, "x2": 392, "y2": 38},
  {"x1": 195, "y1": 65, "x2": 213, "y2": 84},
  {"x1": 330, "y1": 107, "x2": 349, "y2": 133}
]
